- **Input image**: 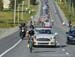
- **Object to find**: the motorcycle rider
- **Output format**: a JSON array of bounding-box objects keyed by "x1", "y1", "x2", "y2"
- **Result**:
[{"x1": 19, "y1": 23, "x2": 27, "y2": 40}]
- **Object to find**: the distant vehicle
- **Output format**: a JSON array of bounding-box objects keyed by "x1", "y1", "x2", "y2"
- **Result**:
[
  {"x1": 44, "y1": 21, "x2": 52, "y2": 28},
  {"x1": 33, "y1": 28, "x2": 57, "y2": 47},
  {"x1": 38, "y1": 16, "x2": 48, "y2": 23},
  {"x1": 66, "y1": 26, "x2": 75, "y2": 44}
]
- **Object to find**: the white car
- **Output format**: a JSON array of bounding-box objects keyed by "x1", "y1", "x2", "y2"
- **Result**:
[{"x1": 33, "y1": 28, "x2": 57, "y2": 47}]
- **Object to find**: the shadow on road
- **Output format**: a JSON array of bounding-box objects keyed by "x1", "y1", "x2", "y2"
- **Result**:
[
  {"x1": 56, "y1": 45, "x2": 66, "y2": 48},
  {"x1": 31, "y1": 45, "x2": 67, "y2": 53},
  {"x1": 33, "y1": 50, "x2": 56, "y2": 53},
  {"x1": 33, "y1": 44, "x2": 67, "y2": 48},
  {"x1": 34, "y1": 46, "x2": 56, "y2": 48}
]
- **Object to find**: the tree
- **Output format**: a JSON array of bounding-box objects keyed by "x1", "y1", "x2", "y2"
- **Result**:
[
  {"x1": 9, "y1": 0, "x2": 23, "y2": 9},
  {"x1": 0, "y1": 0, "x2": 3, "y2": 10},
  {"x1": 30, "y1": 0, "x2": 36, "y2": 5},
  {"x1": 72, "y1": 0, "x2": 75, "y2": 8},
  {"x1": 9, "y1": 0, "x2": 14, "y2": 9}
]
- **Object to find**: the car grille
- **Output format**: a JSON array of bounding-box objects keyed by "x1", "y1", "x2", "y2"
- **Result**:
[
  {"x1": 38, "y1": 43, "x2": 48, "y2": 44},
  {"x1": 37, "y1": 38, "x2": 50, "y2": 41}
]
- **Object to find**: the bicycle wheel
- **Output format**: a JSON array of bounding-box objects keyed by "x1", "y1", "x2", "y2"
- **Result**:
[{"x1": 29, "y1": 40, "x2": 32, "y2": 53}]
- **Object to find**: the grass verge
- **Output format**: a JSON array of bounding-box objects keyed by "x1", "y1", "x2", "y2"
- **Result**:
[
  {"x1": 0, "y1": 0, "x2": 38, "y2": 28},
  {"x1": 56, "y1": 1, "x2": 75, "y2": 25}
]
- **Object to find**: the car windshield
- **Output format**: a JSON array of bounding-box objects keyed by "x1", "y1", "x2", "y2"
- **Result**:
[{"x1": 35, "y1": 29, "x2": 51, "y2": 34}]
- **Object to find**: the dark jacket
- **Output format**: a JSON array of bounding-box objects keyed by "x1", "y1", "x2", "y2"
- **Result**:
[{"x1": 29, "y1": 30, "x2": 34, "y2": 36}]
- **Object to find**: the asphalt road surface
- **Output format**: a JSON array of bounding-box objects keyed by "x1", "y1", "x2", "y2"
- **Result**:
[{"x1": 0, "y1": 0, "x2": 75, "y2": 57}]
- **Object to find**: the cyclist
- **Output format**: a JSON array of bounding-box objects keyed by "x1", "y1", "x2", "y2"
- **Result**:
[
  {"x1": 29, "y1": 24, "x2": 34, "y2": 29},
  {"x1": 29, "y1": 20, "x2": 34, "y2": 29},
  {"x1": 26, "y1": 28, "x2": 35, "y2": 48}
]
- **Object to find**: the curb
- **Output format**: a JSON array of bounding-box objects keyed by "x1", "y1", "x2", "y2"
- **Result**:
[{"x1": 0, "y1": 27, "x2": 19, "y2": 40}]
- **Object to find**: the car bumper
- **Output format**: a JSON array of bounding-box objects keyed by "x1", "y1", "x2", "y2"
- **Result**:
[
  {"x1": 44, "y1": 26, "x2": 52, "y2": 28},
  {"x1": 68, "y1": 39, "x2": 75, "y2": 44},
  {"x1": 33, "y1": 41, "x2": 56, "y2": 46}
]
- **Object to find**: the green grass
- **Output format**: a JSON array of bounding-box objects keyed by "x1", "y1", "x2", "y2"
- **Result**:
[
  {"x1": 0, "y1": 0, "x2": 38, "y2": 28},
  {"x1": 56, "y1": 2, "x2": 75, "y2": 25}
]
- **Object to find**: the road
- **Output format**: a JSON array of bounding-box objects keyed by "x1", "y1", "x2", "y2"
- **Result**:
[{"x1": 0, "y1": 0, "x2": 75, "y2": 57}]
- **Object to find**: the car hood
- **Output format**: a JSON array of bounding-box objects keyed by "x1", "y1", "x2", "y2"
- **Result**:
[{"x1": 35, "y1": 34, "x2": 55, "y2": 39}]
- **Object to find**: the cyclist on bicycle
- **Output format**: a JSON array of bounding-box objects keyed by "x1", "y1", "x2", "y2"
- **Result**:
[
  {"x1": 26, "y1": 28, "x2": 35, "y2": 47},
  {"x1": 29, "y1": 24, "x2": 34, "y2": 29},
  {"x1": 26, "y1": 23, "x2": 35, "y2": 47}
]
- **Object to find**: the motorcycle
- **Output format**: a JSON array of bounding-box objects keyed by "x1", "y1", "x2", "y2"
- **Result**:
[{"x1": 20, "y1": 27, "x2": 25, "y2": 40}]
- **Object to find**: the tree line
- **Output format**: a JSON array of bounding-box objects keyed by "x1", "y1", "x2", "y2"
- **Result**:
[
  {"x1": 0, "y1": 0, "x2": 36, "y2": 10},
  {"x1": 61, "y1": 0, "x2": 75, "y2": 8}
]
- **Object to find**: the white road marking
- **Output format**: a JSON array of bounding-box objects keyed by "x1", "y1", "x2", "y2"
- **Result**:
[
  {"x1": 66, "y1": 52, "x2": 70, "y2": 55},
  {"x1": 0, "y1": 39, "x2": 22, "y2": 57},
  {"x1": 0, "y1": 55, "x2": 1, "y2": 57},
  {"x1": 65, "y1": 52, "x2": 72, "y2": 57},
  {"x1": 40, "y1": 54, "x2": 67, "y2": 56},
  {"x1": 56, "y1": 41, "x2": 60, "y2": 45},
  {"x1": 62, "y1": 49, "x2": 66, "y2": 51}
]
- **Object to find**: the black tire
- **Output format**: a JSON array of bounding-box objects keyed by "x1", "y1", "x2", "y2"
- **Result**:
[
  {"x1": 54, "y1": 38, "x2": 56, "y2": 48},
  {"x1": 30, "y1": 47, "x2": 32, "y2": 53},
  {"x1": 67, "y1": 38, "x2": 69, "y2": 44},
  {"x1": 67, "y1": 41, "x2": 69, "y2": 44},
  {"x1": 20, "y1": 32, "x2": 22, "y2": 37},
  {"x1": 55, "y1": 43, "x2": 56, "y2": 47},
  {"x1": 29, "y1": 40, "x2": 33, "y2": 53}
]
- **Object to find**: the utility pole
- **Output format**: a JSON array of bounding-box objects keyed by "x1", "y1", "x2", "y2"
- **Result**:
[
  {"x1": 21, "y1": 1, "x2": 24, "y2": 20},
  {"x1": 18, "y1": 4, "x2": 20, "y2": 25},
  {"x1": 68, "y1": 0, "x2": 72, "y2": 29},
  {"x1": 69, "y1": 0, "x2": 72, "y2": 14},
  {"x1": 14, "y1": 0, "x2": 16, "y2": 24},
  {"x1": 71, "y1": 0, "x2": 74, "y2": 16},
  {"x1": 28, "y1": 0, "x2": 30, "y2": 9},
  {"x1": 65, "y1": 0, "x2": 67, "y2": 8}
]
